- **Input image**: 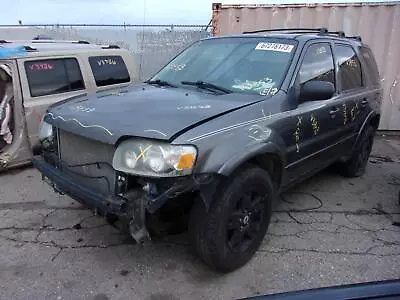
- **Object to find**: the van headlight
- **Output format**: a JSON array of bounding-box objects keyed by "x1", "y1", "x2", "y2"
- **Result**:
[
  {"x1": 112, "y1": 139, "x2": 197, "y2": 177},
  {"x1": 39, "y1": 121, "x2": 53, "y2": 142}
]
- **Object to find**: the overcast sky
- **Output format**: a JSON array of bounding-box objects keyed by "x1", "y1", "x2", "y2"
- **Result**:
[{"x1": 1, "y1": 0, "x2": 392, "y2": 25}]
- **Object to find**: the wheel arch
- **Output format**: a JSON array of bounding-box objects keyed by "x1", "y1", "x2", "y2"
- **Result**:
[
  {"x1": 217, "y1": 141, "x2": 285, "y2": 192},
  {"x1": 353, "y1": 111, "x2": 380, "y2": 152}
]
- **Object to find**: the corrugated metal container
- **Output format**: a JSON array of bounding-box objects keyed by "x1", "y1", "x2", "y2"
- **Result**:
[{"x1": 212, "y1": 2, "x2": 400, "y2": 130}]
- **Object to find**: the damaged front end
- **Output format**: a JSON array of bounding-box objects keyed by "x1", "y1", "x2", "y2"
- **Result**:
[
  {"x1": 115, "y1": 173, "x2": 217, "y2": 242},
  {"x1": 33, "y1": 123, "x2": 218, "y2": 244}
]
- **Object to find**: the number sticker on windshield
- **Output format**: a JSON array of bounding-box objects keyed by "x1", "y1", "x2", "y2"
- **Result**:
[{"x1": 255, "y1": 42, "x2": 294, "y2": 53}]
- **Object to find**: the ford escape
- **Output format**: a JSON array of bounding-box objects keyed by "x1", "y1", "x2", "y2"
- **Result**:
[{"x1": 33, "y1": 28, "x2": 382, "y2": 272}]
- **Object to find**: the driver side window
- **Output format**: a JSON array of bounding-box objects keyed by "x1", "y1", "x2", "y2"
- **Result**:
[{"x1": 296, "y1": 43, "x2": 335, "y2": 90}]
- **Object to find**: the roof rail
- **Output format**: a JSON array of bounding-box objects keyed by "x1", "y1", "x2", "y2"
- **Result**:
[
  {"x1": 33, "y1": 35, "x2": 53, "y2": 40},
  {"x1": 30, "y1": 40, "x2": 90, "y2": 44},
  {"x1": 24, "y1": 45, "x2": 37, "y2": 52},
  {"x1": 2, "y1": 39, "x2": 92, "y2": 45},
  {"x1": 243, "y1": 28, "x2": 329, "y2": 34},
  {"x1": 347, "y1": 35, "x2": 362, "y2": 42},
  {"x1": 242, "y1": 27, "x2": 362, "y2": 41},
  {"x1": 102, "y1": 45, "x2": 120, "y2": 49}
]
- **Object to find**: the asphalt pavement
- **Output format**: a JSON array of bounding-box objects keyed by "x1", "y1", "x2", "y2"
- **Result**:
[{"x1": 1, "y1": 136, "x2": 399, "y2": 300}]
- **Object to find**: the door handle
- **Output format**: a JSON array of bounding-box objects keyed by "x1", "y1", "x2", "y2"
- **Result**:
[
  {"x1": 329, "y1": 107, "x2": 339, "y2": 119},
  {"x1": 329, "y1": 107, "x2": 339, "y2": 115},
  {"x1": 361, "y1": 99, "x2": 368, "y2": 107}
]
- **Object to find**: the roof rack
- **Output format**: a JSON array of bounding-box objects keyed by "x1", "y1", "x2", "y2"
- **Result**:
[{"x1": 242, "y1": 27, "x2": 362, "y2": 41}]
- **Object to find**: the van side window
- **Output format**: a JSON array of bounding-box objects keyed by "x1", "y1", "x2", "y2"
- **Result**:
[
  {"x1": 25, "y1": 58, "x2": 84, "y2": 97},
  {"x1": 297, "y1": 43, "x2": 335, "y2": 88},
  {"x1": 88, "y1": 56, "x2": 130, "y2": 87},
  {"x1": 335, "y1": 45, "x2": 363, "y2": 91}
]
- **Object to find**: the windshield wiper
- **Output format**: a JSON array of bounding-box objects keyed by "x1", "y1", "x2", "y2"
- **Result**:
[
  {"x1": 146, "y1": 79, "x2": 176, "y2": 88},
  {"x1": 181, "y1": 80, "x2": 232, "y2": 94}
]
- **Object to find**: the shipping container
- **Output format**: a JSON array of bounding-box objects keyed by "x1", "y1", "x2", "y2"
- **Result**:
[{"x1": 212, "y1": 2, "x2": 400, "y2": 130}]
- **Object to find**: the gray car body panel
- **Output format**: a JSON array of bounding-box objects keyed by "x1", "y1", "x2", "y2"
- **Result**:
[{"x1": 44, "y1": 83, "x2": 269, "y2": 144}]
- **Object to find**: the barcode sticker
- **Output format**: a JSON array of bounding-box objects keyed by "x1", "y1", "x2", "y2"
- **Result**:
[{"x1": 255, "y1": 42, "x2": 294, "y2": 53}]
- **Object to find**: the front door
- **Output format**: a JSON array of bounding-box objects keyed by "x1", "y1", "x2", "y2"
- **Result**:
[
  {"x1": 0, "y1": 60, "x2": 31, "y2": 169},
  {"x1": 282, "y1": 42, "x2": 345, "y2": 183}
]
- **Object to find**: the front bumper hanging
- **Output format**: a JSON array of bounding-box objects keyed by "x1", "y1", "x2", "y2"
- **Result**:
[
  {"x1": 33, "y1": 157, "x2": 125, "y2": 215},
  {"x1": 33, "y1": 157, "x2": 220, "y2": 242},
  {"x1": 33, "y1": 157, "x2": 150, "y2": 243}
]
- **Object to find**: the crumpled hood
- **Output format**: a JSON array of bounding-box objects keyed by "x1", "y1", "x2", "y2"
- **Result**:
[{"x1": 45, "y1": 84, "x2": 264, "y2": 144}]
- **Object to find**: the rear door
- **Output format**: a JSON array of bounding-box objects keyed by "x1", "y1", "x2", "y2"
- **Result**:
[
  {"x1": 333, "y1": 43, "x2": 367, "y2": 154},
  {"x1": 357, "y1": 46, "x2": 382, "y2": 124},
  {"x1": 18, "y1": 56, "x2": 87, "y2": 149}
]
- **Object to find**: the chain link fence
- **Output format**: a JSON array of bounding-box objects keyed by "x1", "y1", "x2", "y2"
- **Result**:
[{"x1": 0, "y1": 24, "x2": 211, "y2": 81}]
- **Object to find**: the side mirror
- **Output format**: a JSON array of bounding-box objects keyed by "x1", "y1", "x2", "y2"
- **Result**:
[{"x1": 299, "y1": 81, "x2": 335, "y2": 102}]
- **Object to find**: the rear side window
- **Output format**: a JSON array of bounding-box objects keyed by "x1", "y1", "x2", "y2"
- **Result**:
[
  {"x1": 25, "y1": 58, "x2": 84, "y2": 97},
  {"x1": 88, "y1": 56, "x2": 130, "y2": 87},
  {"x1": 297, "y1": 43, "x2": 335, "y2": 87},
  {"x1": 335, "y1": 45, "x2": 363, "y2": 91},
  {"x1": 359, "y1": 46, "x2": 380, "y2": 86}
]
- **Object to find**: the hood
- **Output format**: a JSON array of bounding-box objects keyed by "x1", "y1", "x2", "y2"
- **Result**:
[{"x1": 45, "y1": 84, "x2": 265, "y2": 144}]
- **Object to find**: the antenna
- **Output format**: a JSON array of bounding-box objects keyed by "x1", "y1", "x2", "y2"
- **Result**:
[{"x1": 139, "y1": 0, "x2": 146, "y2": 81}]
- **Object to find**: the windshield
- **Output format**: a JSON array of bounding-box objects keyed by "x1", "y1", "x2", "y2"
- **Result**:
[{"x1": 150, "y1": 37, "x2": 297, "y2": 95}]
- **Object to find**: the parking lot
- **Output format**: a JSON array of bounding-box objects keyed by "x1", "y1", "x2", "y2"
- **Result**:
[{"x1": 1, "y1": 136, "x2": 400, "y2": 300}]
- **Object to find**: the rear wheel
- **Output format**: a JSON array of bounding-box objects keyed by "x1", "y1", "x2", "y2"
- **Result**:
[
  {"x1": 189, "y1": 165, "x2": 274, "y2": 272},
  {"x1": 337, "y1": 126, "x2": 375, "y2": 177}
]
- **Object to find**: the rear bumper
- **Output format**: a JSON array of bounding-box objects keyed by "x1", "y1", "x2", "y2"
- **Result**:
[{"x1": 33, "y1": 157, "x2": 125, "y2": 216}]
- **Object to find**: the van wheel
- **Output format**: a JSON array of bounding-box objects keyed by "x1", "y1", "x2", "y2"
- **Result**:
[
  {"x1": 189, "y1": 165, "x2": 274, "y2": 272},
  {"x1": 337, "y1": 126, "x2": 375, "y2": 177}
]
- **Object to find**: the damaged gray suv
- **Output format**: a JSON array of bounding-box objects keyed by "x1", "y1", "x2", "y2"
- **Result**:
[{"x1": 34, "y1": 28, "x2": 382, "y2": 272}]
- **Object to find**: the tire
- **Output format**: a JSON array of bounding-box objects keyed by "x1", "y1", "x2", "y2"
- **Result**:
[
  {"x1": 189, "y1": 164, "x2": 274, "y2": 272},
  {"x1": 337, "y1": 125, "x2": 375, "y2": 177}
]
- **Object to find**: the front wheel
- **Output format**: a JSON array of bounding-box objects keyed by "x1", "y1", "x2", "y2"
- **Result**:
[
  {"x1": 189, "y1": 165, "x2": 274, "y2": 272},
  {"x1": 337, "y1": 126, "x2": 375, "y2": 177}
]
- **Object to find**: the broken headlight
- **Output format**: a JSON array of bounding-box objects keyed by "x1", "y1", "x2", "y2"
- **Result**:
[
  {"x1": 112, "y1": 139, "x2": 197, "y2": 177},
  {"x1": 39, "y1": 121, "x2": 53, "y2": 143}
]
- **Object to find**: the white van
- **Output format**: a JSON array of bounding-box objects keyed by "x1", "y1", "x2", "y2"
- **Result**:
[{"x1": 0, "y1": 39, "x2": 137, "y2": 170}]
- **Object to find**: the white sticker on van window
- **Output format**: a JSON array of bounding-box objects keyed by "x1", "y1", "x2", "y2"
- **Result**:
[
  {"x1": 255, "y1": 42, "x2": 294, "y2": 53},
  {"x1": 97, "y1": 58, "x2": 117, "y2": 66}
]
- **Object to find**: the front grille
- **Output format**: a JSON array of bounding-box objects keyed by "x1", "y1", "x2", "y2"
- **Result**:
[{"x1": 57, "y1": 130, "x2": 117, "y2": 196}]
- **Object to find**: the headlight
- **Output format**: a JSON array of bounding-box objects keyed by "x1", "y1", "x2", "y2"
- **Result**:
[
  {"x1": 39, "y1": 121, "x2": 53, "y2": 142},
  {"x1": 112, "y1": 139, "x2": 197, "y2": 177}
]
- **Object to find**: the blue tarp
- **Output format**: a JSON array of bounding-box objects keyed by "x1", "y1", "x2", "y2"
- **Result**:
[{"x1": 0, "y1": 46, "x2": 26, "y2": 58}]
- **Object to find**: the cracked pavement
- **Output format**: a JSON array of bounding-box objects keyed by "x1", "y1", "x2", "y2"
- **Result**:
[{"x1": 1, "y1": 136, "x2": 400, "y2": 300}]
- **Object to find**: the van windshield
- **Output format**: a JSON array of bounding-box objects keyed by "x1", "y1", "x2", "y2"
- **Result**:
[{"x1": 150, "y1": 37, "x2": 297, "y2": 95}]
